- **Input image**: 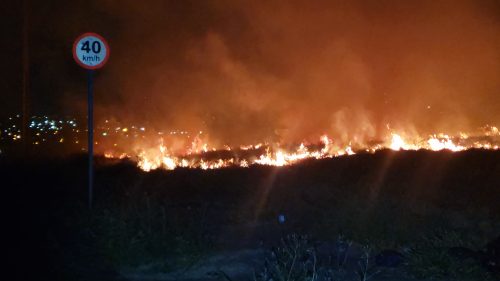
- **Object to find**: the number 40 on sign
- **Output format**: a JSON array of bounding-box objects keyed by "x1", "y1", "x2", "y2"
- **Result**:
[{"x1": 73, "y1": 32, "x2": 110, "y2": 70}]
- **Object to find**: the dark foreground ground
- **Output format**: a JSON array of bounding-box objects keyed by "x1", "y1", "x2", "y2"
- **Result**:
[{"x1": 2, "y1": 149, "x2": 500, "y2": 281}]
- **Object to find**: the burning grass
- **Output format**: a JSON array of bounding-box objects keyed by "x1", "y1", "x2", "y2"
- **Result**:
[{"x1": 101, "y1": 126, "x2": 500, "y2": 171}]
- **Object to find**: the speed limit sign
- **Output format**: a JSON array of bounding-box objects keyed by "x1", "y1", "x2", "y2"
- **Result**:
[
  {"x1": 73, "y1": 32, "x2": 110, "y2": 70},
  {"x1": 72, "y1": 32, "x2": 110, "y2": 209}
]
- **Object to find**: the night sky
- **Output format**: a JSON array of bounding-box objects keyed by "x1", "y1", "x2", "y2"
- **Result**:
[{"x1": 3, "y1": 0, "x2": 500, "y2": 146}]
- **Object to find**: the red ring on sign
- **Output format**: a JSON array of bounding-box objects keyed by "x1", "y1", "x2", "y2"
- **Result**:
[{"x1": 73, "y1": 32, "x2": 110, "y2": 70}]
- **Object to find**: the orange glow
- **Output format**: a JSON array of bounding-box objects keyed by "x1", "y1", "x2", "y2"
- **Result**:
[{"x1": 101, "y1": 126, "x2": 500, "y2": 171}]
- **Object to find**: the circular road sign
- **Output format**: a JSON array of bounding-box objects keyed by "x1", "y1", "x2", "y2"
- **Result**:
[{"x1": 73, "y1": 32, "x2": 110, "y2": 70}]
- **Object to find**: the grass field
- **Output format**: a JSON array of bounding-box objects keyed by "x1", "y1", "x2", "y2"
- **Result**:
[{"x1": 3, "y1": 149, "x2": 499, "y2": 280}]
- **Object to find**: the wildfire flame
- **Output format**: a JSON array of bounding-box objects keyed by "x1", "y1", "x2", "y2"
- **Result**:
[{"x1": 102, "y1": 125, "x2": 500, "y2": 171}]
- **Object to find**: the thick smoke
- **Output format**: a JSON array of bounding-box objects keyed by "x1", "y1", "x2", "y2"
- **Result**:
[{"x1": 89, "y1": 0, "x2": 500, "y2": 146}]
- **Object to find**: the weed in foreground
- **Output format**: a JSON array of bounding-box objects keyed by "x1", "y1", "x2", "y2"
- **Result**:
[
  {"x1": 356, "y1": 246, "x2": 380, "y2": 281},
  {"x1": 253, "y1": 234, "x2": 317, "y2": 281},
  {"x1": 249, "y1": 234, "x2": 379, "y2": 281}
]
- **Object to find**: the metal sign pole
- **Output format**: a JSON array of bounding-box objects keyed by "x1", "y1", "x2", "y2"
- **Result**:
[
  {"x1": 87, "y1": 69, "x2": 94, "y2": 209},
  {"x1": 73, "y1": 32, "x2": 109, "y2": 209}
]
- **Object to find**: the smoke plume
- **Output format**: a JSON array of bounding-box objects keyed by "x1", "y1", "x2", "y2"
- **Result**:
[{"x1": 80, "y1": 0, "x2": 500, "y2": 146}]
